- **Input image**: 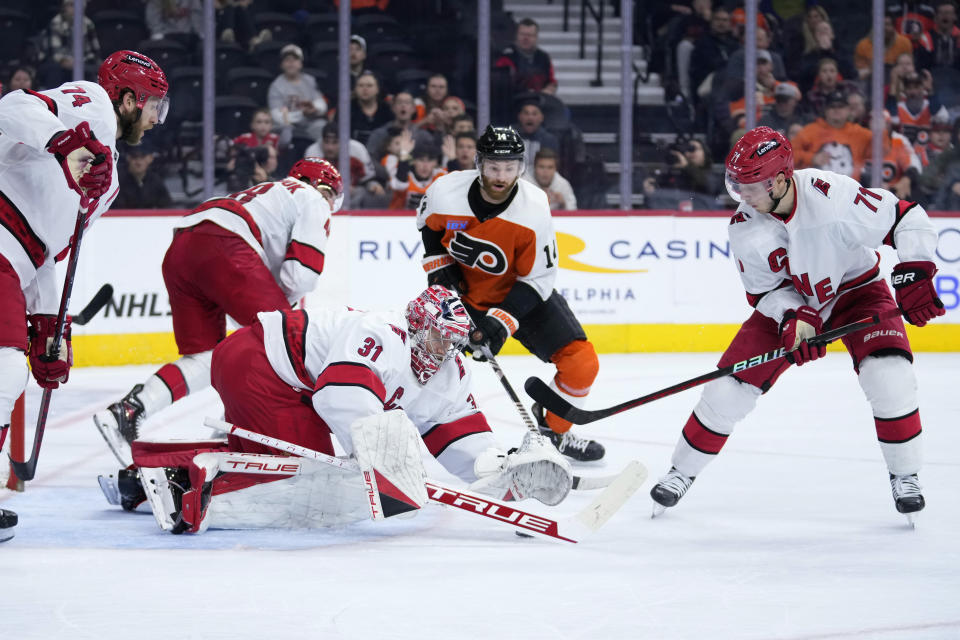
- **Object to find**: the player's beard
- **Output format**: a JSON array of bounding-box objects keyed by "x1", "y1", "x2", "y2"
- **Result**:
[
  {"x1": 118, "y1": 108, "x2": 147, "y2": 145},
  {"x1": 479, "y1": 173, "x2": 518, "y2": 203}
]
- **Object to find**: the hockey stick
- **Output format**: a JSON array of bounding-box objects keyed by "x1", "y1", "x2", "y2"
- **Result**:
[
  {"x1": 524, "y1": 309, "x2": 901, "y2": 425},
  {"x1": 10, "y1": 203, "x2": 102, "y2": 482},
  {"x1": 476, "y1": 345, "x2": 619, "y2": 491},
  {"x1": 71, "y1": 284, "x2": 114, "y2": 326},
  {"x1": 204, "y1": 417, "x2": 647, "y2": 543}
]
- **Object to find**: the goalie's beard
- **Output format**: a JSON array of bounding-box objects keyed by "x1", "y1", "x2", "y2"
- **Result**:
[{"x1": 118, "y1": 107, "x2": 147, "y2": 145}]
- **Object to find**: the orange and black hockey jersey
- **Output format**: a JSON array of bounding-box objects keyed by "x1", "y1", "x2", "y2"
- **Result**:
[{"x1": 416, "y1": 170, "x2": 556, "y2": 312}]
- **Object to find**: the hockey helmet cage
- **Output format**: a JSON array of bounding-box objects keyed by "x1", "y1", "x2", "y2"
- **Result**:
[
  {"x1": 406, "y1": 285, "x2": 471, "y2": 385},
  {"x1": 98, "y1": 50, "x2": 169, "y2": 123},
  {"x1": 724, "y1": 126, "x2": 793, "y2": 203},
  {"x1": 289, "y1": 157, "x2": 344, "y2": 212}
]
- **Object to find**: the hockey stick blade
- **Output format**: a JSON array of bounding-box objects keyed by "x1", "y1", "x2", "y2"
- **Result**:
[
  {"x1": 525, "y1": 309, "x2": 899, "y2": 425},
  {"x1": 72, "y1": 284, "x2": 114, "y2": 326}
]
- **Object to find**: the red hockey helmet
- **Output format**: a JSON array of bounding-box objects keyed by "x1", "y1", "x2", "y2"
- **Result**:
[
  {"x1": 406, "y1": 285, "x2": 471, "y2": 385},
  {"x1": 724, "y1": 126, "x2": 793, "y2": 203},
  {"x1": 289, "y1": 157, "x2": 344, "y2": 212},
  {"x1": 98, "y1": 50, "x2": 169, "y2": 123}
]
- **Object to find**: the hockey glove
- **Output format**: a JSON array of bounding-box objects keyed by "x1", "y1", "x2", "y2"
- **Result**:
[
  {"x1": 422, "y1": 253, "x2": 466, "y2": 294},
  {"x1": 27, "y1": 314, "x2": 72, "y2": 389},
  {"x1": 779, "y1": 305, "x2": 825, "y2": 366},
  {"x1": 891, "y1": 261, "x2": 945, "y2": 327},
  {"x1": 469, "y1": 308, "x2": 517, "y2": 360},
  {"x1": 47, "y1": 122, "x2": 113, "y2": 200}
]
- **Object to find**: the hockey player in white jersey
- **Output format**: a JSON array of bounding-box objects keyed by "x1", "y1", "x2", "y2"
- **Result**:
[
  {"x1": 650, "y1": 126, "x2": 944, "y2": 522},
  {"x1": 0, "y1": 50, "x2": 168, "y2": 541},
  {"x1": 106, "y1": 285, "x2": 572, "y2": 534},
  {"x1": 93, "y1": 158, "x2": 343, "y2": 467},
  {"x1": 417, "y1": 125, "x2": 605, "y2": 462}
]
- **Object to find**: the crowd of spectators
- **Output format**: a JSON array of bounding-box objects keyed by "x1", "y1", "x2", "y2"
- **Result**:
[
  {"x1": 5, "y1": 1, "x2": 960, "y2": 211},
  {"x1": 646, "y1": 0, "x2": 960, "y2": 210}
]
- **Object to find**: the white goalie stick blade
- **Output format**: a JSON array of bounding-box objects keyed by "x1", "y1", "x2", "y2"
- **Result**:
[{"x1": 204, "y1": 417, "x2": 647, "y2": 543}]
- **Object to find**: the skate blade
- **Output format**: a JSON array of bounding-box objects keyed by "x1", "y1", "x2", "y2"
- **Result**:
[
  {"x1": 651, "y1": 502, "x2": 667, "y2": 519},
  {"x1": 0, "y1": 527, "x2": 14, "y2": 543},
  {"x1": 905, "y1": 512, "x2": 918, "y2": 529},
  {"x1": 97, "y1": 474, "x2": 122, "y2": 506},
  {"x1": 93, "y1": 414, "x2": 134, "y2": 467}
]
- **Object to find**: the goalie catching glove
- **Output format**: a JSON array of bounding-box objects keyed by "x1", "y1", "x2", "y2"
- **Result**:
[
  {"x1": 779, "y1": 305, "x2": 825, "y2": 366},
  {"x1": 47, "y1": 122, "x2": 113, "y2": 200},
  {"x1": 470, "y1": 431, "x2": 573, "y2": 506},
  {"x1": 891, "y1": 261, "x2": 945, "y2": 327},
  {"x1": 27, "y1": 314, "x2": 72, "y2": 389}
]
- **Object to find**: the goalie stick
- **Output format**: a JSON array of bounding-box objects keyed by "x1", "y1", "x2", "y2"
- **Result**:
[
  {"x1": 9, "y1": 223, "x2": 113, "y2": 484},
  {"x1": 475, "y1": 344, "x2": 619, "y2": 491},
  {"x1": 203, "y1": 417, "x2": 647, "y2": 543},
  {"x1": 524, "y1": 309, "x2": 900, "y2": 425}
]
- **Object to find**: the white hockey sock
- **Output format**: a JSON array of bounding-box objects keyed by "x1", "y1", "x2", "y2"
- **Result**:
[
  {"x1": 140, "y1": 351, "x2": 214, "y2": 416},
  {"x1": 858, "y1": 355, "x2": 922, "y2": 476},
  {"x1": 0, "y1": 347, "x2": 29, "y2": 424}
]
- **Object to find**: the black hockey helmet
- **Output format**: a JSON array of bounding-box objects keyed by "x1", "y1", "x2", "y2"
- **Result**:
[{"x1": 476, "y1": 125, "x2": 525, "y2": 160}]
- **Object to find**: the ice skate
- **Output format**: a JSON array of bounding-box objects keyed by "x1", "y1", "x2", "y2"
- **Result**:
[
  {"x1": 93, "y1": 384, "x2": 146, "y2": 467},
  {"x1": 98, "y1": 468, "x2": 147, "y2": 511},
  {"x1": 890, "y1": 473, "x2": 925, "y2": 527},
  {"x1": 0, "y1": 508, "x2": 16, "y2": 543},
  {"x1": 531, "y1": 402, "x2": 605, "y2": 462},
  {"x1": 650, "y1": 467, "x2": 695, "y2": 517}
]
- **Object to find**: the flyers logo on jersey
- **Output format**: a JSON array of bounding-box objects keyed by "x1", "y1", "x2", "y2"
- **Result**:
[{"x1": 448, "y1": 231, "x2": 507, "y2": 275}]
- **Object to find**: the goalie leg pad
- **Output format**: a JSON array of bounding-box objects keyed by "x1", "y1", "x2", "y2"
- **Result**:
[
  {"x1": 858, "y1": 355, "x2": 922, "y2": 476},
  {"x1": 350, "y1": 410, "x2": 428, "y2": 519},
  {"x1": 470, "y1": 431, "x2": 573, "y2": 506}
]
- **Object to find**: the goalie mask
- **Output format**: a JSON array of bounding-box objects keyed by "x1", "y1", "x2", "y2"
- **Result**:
[
  {"x1": 406, "y1": 285, "x2": 471, "y2": 385},
  {"x1": 289, "y1": 157, "x2": 345, "y2": 212}
]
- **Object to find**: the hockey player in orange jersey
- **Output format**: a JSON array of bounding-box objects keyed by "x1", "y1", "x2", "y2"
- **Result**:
[{"x1": 416, "y1": 125, "x2": 605, "y2": 462}]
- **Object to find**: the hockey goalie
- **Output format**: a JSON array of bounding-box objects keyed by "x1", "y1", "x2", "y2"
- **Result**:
[{"x1": 101, "y1": 285, "x2": 573, "y2": 534}]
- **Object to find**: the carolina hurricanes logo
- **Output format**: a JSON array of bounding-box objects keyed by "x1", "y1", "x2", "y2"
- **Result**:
[{"x1": 448, "y1": 231, "x2": 508, "y2": 274}]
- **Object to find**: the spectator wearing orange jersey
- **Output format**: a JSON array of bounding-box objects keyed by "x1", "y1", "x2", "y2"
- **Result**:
[
  {"x1": 864, "y1": 117, "x2": 920, "y2": 199},
  {"x1": 855, "y1": 16, "x2": 914, "y2": 78},
  {"x1": 791, "y1": 89, "x2": 873, "y2": 181},
  {"x1": 388, "y1": 144, "x2": 447, "y2": 210}
]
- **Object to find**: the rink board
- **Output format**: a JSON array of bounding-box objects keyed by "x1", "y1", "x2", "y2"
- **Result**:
[{"x1": 63, "y1": 210, "x2": 960, "y2": 365}]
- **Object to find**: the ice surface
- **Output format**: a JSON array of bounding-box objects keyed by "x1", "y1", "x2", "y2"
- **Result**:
[{"x1": 2, "y1": 353, "x2": 959, "y2": 639}]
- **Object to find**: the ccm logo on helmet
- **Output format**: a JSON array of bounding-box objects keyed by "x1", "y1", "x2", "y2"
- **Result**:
[
  {"x1": 755, "y1": 140, "x2": 780, "y2": 157},
  {"x1": 448, "y1": 231, "x2": 507, "y2": 274}
]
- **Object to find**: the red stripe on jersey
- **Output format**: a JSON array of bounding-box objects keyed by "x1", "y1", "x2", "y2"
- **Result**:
[
  {"x1": 421, "y1": 413, "x2": 492, "y2": 457},
  {"x1": 192, "y1": 198, "x2": 264, "y2": 246},
  {"x1": 836, "y1": 254, "x2": 880, "y2": 295},
  {"x1": 883, "y1": 200, "x2": 918, "y2": 248},
  {"x1": 280, "y1": 309, "x2": 313, "y2": 388},
  {"x1": 314, "y1": 361, "x2": 387, "y2": 403},
  {"x1": 745, "y1": 279, "x2": 792, "y2": 308},
  {"x1": 681, "y1": 412, "x2": 729, "y2": 455},
  {"x1": 875, "y1": 409, "x2": 922, "y2": 443},
  {"x1": 156, "y1": 362, "x2": 189, "y2": 401},
  {"x1": 0, "y1": 190, "x2": 47, "y2": 268},
  {"x1": 284, "y1": 240, "x2": 325, "y2": 274},
  {"x1": 23, "y1": 89, "x2": 58, "y2": 115}
]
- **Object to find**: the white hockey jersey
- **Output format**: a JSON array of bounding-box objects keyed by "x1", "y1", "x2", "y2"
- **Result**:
[
  {"x1": 176, "y1": 177, "x2": 332, "y2": 304},
  {"x1": 258, "y1": 306, "x2": 496, "y2": 482},
  {"x1": 0, "y1": 82, "x2": 120, "y2": 313},
  {"x1": 729, "y1": 168, "x2": 939, "y2": 323},
  {"x1": 416, "y1": 169, "x2": 557, "y2": 311}
]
